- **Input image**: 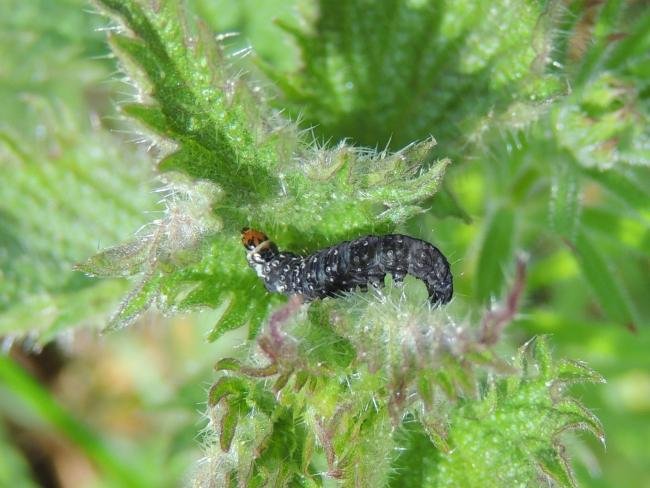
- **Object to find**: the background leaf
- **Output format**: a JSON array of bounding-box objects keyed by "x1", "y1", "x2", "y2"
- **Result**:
[
  {"x1": 0, "y1": 102, "x2": 155, "y2": 343},
  {"x1": 573, "y1": 229, "x2": 637, "y2": 330},
  {"x1": 475, "y1": 205, "x2": 516, "y2": 303}
]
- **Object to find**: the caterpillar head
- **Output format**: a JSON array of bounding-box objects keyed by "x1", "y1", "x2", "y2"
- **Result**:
[
  {"x1": 241, "y1": 227, "x2": 269, "y2": 251},
  {"x1": 241, "y1": 227, "x2": 279, "y2": 267}
]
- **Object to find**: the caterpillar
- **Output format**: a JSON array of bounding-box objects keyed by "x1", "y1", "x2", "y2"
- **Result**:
[{"x1": 241, "y1": 228, "x2": 453, "y2": 306}]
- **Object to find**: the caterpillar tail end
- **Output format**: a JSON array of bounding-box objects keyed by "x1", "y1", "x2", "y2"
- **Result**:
[{"x1": 426, "y1": 273, "x2": 453, "y2": 307}]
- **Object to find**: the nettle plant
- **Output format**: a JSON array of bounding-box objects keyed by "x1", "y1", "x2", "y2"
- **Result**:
[{"x1": 70, "y1": 0, "x2": 650, "y2": 485}]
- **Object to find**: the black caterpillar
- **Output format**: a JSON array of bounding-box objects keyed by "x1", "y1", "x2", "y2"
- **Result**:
[{"x1": 242, "y1": 228, "x2": 453, "y2": 305}]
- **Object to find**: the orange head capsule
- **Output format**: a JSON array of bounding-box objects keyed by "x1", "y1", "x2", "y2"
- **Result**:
[{"x1": 241, "y1": 227, "x2": 270, "y2": 251}]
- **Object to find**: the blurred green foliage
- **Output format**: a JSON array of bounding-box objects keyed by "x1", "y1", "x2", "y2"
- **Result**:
[
  {"x1": 0, "y1": 0, "x2": 156, "y2": 343},
  {"x1": 0, "y1": 0, "x2": 648, "y2": 487}
]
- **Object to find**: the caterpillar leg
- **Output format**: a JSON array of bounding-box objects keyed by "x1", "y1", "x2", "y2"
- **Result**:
[
  {"x1": 391, "y1": 270, "x2": 407, "y2": 286},
  {"x1": 358, "y1": 273, "x2": 385, "y2": 293},
  {"x1": 368, "y1": 273, "x2": 386, "y2": 289}
]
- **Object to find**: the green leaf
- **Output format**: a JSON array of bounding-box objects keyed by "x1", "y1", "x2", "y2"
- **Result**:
[
  {"x1": 74, "y1": 238, "x2": 157, "y2": 278},
  {"x1": 429, "y1": 185, "x2": 473, "y2": 223},
  {"x1": 208, "y1": 376, "x2": 248, "y2": 407},
  {"x1": 573, "y1": 229, "x2": 637, "y2": 328},
  {"x1": 214, "y1": 358, "x2": 242, "y2": 372},
  {"x1": 390, "y1": 421, "x2": 438, "y2": 488},
  {"x1": 121, "y1": 103, "x2": 169, "y2": 135},
  {"x1": 554, "y1": 399, "x2": 606, "y2": 447},
  {"x1": 104, "y1": 273, "x2": 162, "y2": 332},
  {"x1": 101, "y1": 0, "x2": 280, "y2": 197},
  {"x1": 0, "y1": 0, "x2": 110, "y2": 133},
  {"x1": 536, "y1": 451, "x2": 578, "y2": 488},
  {"x1": 532, "y1": 336, "x2": 553, "y2": 379},
  {"x1": 549, "y1": 156, "x2": 581, "y2": 240},
  {"x1": 475, "y1": 205, "x2": 516, "y2": 302},
  {"x1": 583, "y1": 167, "x2": 650, "y2": 213},
  {"x1": 413, "y1": 336, "x2": 604, "y2": 487},
  {"x1": 269, "y1": 0, "x2": 559, "y2": 152},
  {"x1": 0, "y1": 103, "x2": 154, "y2": 341},
  {"x1": 208, "y1": 294, "x2": 260, "y2": 343},
  {"x1": 555, "y1": 359, "x2": 606, "y2": 387},
  {"x1": 220, "y1": 402, "x2": 239, "y2": 452},
  {"x1": 421, "y1": 416, "x2": 450, "y2": 453}
]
